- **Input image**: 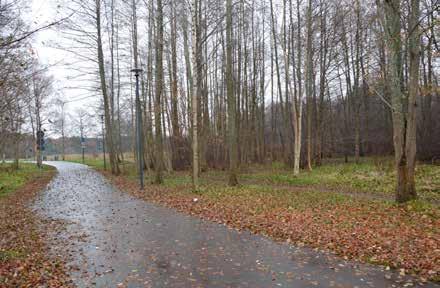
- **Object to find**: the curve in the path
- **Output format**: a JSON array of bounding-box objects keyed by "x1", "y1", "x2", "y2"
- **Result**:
[{"x1": 34, "y1": 162, "x2": 437, "y2": 288}]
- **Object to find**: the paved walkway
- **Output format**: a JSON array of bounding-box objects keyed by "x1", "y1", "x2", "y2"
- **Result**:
[{"x1": 34, "y1": 162, "x2": 437, "y2": 287}]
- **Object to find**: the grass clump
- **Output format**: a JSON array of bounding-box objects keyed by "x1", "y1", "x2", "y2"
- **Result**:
[
  {"x1": 0, "y1": 163, "x2": 53, "y2": 198},
  {"x1": 242, "y1": 158, "x2": 439, "y2": 203},
  {"x1": 0, "y1": 249, "x2": 25, "y2": 261}
]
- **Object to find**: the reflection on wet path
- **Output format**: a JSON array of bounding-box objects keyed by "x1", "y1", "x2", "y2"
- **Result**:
[{"x1": 33, "y1": 162, "x2": 436, "y2": 287}]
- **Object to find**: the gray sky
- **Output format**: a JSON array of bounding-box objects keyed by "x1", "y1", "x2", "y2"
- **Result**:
[
  {"x1": 31, "y1": 0, "x2": 99, "y2": 112},
  {"x1": 30, "y1": 0, "x2": 102, "y2": 137}
]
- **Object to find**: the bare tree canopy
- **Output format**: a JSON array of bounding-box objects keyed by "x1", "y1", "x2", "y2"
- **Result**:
[{"x1": 2, "y1": 0, "x2": 439, "y2": 198}]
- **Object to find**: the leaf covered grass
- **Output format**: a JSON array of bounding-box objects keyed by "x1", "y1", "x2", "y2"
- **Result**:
[
  {"x1": 85, "y1": 156, "x2": 439, "y2": 202},
  {"x1": 64, "y1": 156, "x2": 108, "y2": 169},
  {"x1": 0, "y1": 163, "x2": 52, "y2": 198},
  {"x1": 101, "y1": 157, "x2": 440, "y2": 282},
  {"x1": 64, "y1": 155, "x2": 135, "y2": 174},
  {"x1": 0, "y1": 163, "x2": 72, "y2": 287},
  {"x1": 242, "y1": 158, "x2": 440, "y2": 203}
]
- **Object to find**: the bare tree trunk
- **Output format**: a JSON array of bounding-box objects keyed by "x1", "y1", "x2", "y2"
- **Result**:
[
  {"x1": 270, "y1": 0, "x2": 287, "y2": 162},
  {"x1": 170, "y1": 1, "x2": 180, "y2": 140},
  {"x1": 292, "y1": 0, "x2": 303, "y2": 176},
  {"x1": 169, "y1": 1, "x2": 182, "y2": 171},
  {"x1": 404, "y1": 0, "x2": 420, "y2": 201},
  {"x1": 96, "y1": 0, "x2": 119, "y2": 175},
  {"x1": 305, "y1": 0, "x2": 313, "y2": 171},
  {"x1": 131, "y1": 0, "x2": 143, "y2": 177},
  {"x1": 353, "y1": 0, "x2": 362, "y2": 163},
  {"x1": 144, "y1": 0, "x2": 155, "y2": 171},
  {"x1": 153, "y1": 0, "x2": 164, "y2": 184},
  {"x1": 191, "y1": 0, "x2": 199, "y2": 189},
  {"x1": 116, "y1": 18, "x2": 124, "y2": 163},
  {"x1": 383, "y1": 0, "x2": 419, "y2": 202},
  {"x1": 316, "y1": 0, "x2": 328, "y2": 166},
  {"x1": 13, "y1": 120, "x2": 20, "y2": 170},
  {"x1": 226, "y1": 0, "x2": 238, "y2": 186}
]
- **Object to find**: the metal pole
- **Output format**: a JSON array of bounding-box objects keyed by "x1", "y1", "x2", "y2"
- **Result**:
[
  {"x1": 101, "y1": 115, "x2": 106, "y2": 170},
  {"x1": 81, "y1": 133, "x2": 85, "y2": 164},
  {"x1": 132, "y1": 68, "x2": 144, "y2": 189},
  {"x1": 37, "y1": 124, "x2": 43, "y2": 169}
]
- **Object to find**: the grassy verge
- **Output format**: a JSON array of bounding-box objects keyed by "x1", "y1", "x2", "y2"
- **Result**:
[
  {"x1": 63, "y1": 155, "x2": 108, "y2": 169},
  {"x1": 92, "y1": 156, "x2": 439, "y2": 282},
  {"x1": 0, "y1": 163, "x2": 72, "y2": 287},
  {"x1": 241, "y1": 158, "x2": 439, "y2": 203},
  {"x1": 64, "y1": 155, "x2": 134, "y2": 172},
  {"x1": 73, "y1": 156, "x2": 439, "y2": 203},
  {"x1": 0, "y1": 163, "x2": 53, "y2": 198}
]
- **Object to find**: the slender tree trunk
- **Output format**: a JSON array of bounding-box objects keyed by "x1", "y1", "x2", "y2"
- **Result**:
[
  {"x1": 305, "y1": 0, "x2": 313, "y2": 171},
  {"x1": 226, "y1": 0, "x2": 238, "y2": 186},
  {"x1": 96, "y1": 0, "x2": 119, "y2": 175},
  {"x1": 270, "y1": 0, "x2": 287, "y2": 161},
  {"x1": 144, "y1": 0, "x2": 155, "y2": 171},
  {"x1": 353, "y1": 0, "x2": 362, "y2": 163},
  {"x1": 170, "y1": 1, "x2": 181, "y2": 170},
  {"x1": 316, "y1": 1, "x2": 329, "y2": 166},
  {"x1": 154, "y1": 0, "x2": 164, "y2": 184},
  {"x1": 191, "y1": 0, "x2": 199, "y2": 189},
  {"x1": 170, "y1": 1, "x2": 180, "y2": 140},
  {"x1": 292, "y1": 0, "x2": 303, "y2": 176},
  {"x1": 132, "y1": 0, "x2": 143, "y2": 177}
]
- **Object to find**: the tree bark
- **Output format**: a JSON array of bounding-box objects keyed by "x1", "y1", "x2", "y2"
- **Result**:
[
  {"x1": 153, "y1": 0, "x2": 164, "y2": 184},
  {"x1": 191, "y1": 0, "x2": 199, "y2": 189},
  {"x1": 305, "y1": 0, "x2": 313, "y2": 171},
  {"x1": 96, "y1": 0, "x2": 119, "y2": 175},
  {"x1": 226, "y1": 0, "x2": 238, "y2": 186},
  {"x1": 383, "y1": 0, "x2": 419, "y2": 202}
]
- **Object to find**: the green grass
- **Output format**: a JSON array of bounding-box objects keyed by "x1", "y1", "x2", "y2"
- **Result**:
[
  {"x1": 242, "y1": 159, "x2": 440, "y2": 203},
  {"x1": 0, "y1": 249, "x2": 25, "y2": 261},
  {"x1": 64, "y1": 155, "x2": 136, "y2": 173},
  {"x1": 0, "y1": 163, "x2": 53, "y2": 198},
  {"x1": 74, "y1": 155, "x2": 439, "y2": 204},
  {"x1": 65, "y1": 157, "x2": 107, "y2": 169}
]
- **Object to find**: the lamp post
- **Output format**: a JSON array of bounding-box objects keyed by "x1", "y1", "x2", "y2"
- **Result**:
[
  {"x1": 81, "y1": 134, "x2": 85, "y2": 164},
  {"x1": 131, "y1": 68, "x2": 144, "y2": 189},
  {"x1": 35, "y1": 119, "x2": 51, "y2": 169},
  {"x1": 100, "y1": 114, "x2": 106, "y2": 170},
  {"x1": 36, "y1": 121, "x2": 48, "y2": 169}
]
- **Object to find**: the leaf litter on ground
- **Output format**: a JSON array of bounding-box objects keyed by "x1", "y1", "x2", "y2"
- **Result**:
[
  {"x1": 105, "y1": 171, "x2": 439, "y2": 283},
  {"x1": 0, "y1": 167, "x2": 72, "y2": 287}
]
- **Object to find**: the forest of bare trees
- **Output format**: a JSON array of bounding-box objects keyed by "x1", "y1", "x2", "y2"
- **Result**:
[
  {"x1": 3, "y1": 1, "x2": 440, "y2": 286},
  {"x1": 1, "y1": 0, "x2": 439, "y2": 203},
  {"x1": 0, "y1": 0, "x2": 56, "y2": 168}
]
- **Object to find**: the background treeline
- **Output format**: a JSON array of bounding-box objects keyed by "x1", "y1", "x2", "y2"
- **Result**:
[
  {"x1": 1, "y1": 0, "x2": 439, "y2": 202},
  {"x1": 54, "y1": 0, "x2": 438, "y2": 169},
  {"x1": 0, "y1": 0, "x2": 58, "y2": 168}
]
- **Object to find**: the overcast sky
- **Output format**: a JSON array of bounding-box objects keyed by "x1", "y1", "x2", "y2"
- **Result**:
[
  {"x1": 31, "y1": 0, "x2": 99, "y2": 113},
  {"x1": 29, "y1": 0, "x2": 104, "y2": 137}
]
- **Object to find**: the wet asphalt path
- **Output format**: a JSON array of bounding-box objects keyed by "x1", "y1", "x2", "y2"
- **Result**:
[{"x1": 33, "y1": 162, "x2": 437, "y2": 288}]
